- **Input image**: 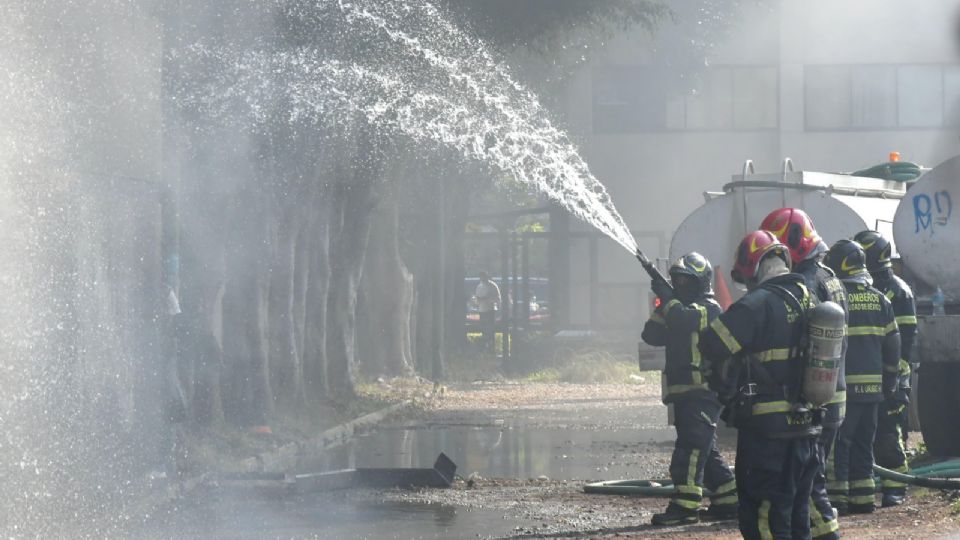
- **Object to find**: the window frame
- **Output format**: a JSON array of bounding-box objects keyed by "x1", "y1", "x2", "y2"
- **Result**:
[
  {"x1": 591, "y1": 64, "x2": 781, "y2": 134},
  {"x1": 804, "y1": 63, "x2": 956, "y2": 132}
]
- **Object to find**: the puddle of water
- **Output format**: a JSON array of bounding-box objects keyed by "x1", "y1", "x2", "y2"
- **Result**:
[
  {"x1": 143, "y1": 493, "x2": 524, "y2": 539},
  {"x1": 303, "y1": 424, "x2": 675, "y2": 481}
]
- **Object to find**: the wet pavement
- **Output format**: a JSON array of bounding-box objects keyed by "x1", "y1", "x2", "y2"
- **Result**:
[
  {"x1": 142, "y1": 382, "x2": 689, "y2": 539},
  {"x1": 145, "y1": 493, "x2": 525, "y2": 539}
]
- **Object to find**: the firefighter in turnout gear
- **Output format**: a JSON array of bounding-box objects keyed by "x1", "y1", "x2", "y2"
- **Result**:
[
  {"x1": 854, "y1": 230, "x2": 917, "y2": 508},
  {"x1": 823, "y1": 239, "x2": 901, "y2": 515},
  {"x1": 643, "y1": 253, "x2": 738, "y2": 526},
  {"x1": 762, "y1": 208, "x2": 844, "y2": 540},
  {"x1": 698, "y1": 231, "x2": 821, "y2": 540}
]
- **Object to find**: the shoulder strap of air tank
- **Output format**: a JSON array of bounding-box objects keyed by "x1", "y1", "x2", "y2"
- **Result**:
[{"x1": 759, "y1": 282, "x2": 810, "y2": 404}]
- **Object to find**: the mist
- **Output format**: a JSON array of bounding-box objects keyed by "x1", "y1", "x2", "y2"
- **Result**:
[{"x1": 2, "y1": 0, "x2": 959, "y2": 537}]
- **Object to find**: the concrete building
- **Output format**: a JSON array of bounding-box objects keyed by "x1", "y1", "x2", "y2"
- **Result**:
[{"x1": 552, "y1": 0, "x2": 959, "y2": 335}]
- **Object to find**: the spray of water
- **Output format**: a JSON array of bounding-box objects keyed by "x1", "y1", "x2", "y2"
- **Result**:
[{"x1": 178, "y1": 0, "x2": 639, "y2": 253}]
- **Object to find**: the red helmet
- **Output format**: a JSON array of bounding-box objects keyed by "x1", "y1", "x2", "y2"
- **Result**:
[
  {"x1": 760, "y1": 208, "x2": 824, "y2": 263},
  {"x1": 732, "y1": 230, "x2": 791, "y2": 284}
]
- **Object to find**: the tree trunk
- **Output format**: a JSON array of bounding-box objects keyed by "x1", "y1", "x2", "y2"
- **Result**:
[
  {"x1": 221, "y1": 184, "x2": 274, "y2": 426},
  {"x1": 325, "y1": 124, "x2": 383, "y2": 404},
  {"x1": 359, "y1": 196, "x2": 415, "y2": 378},
  {"x1": 303, "y1": 190, "x2": 331, "y2": 401},
  {"x1": 268, "y1": 211, "x2": 307, "y2": 412}
]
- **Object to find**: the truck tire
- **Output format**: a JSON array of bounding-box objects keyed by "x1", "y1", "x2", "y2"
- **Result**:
[{"x1": 917, "y1": 363, "x2": 960, "y2": 456}]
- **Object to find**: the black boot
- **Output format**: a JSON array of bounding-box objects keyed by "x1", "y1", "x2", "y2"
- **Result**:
[
  {"x1": 651, "y1": 503, "x2": 699, "y2": 526},
  {"x1": 848, "y1": 502, "x2": 876, "y2": 514},
  {"x1": 703, "y1": 503, "x2": 738, "y2": 520},
  {"x1": 882, "y1": 490, "x2": 906, "y2": 508}
]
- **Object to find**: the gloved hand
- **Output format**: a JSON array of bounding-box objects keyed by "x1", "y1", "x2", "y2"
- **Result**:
[
  {"x1": 882, "y1": 372, "x2": 898, "y2": 400},
  {"x1": 652, "y1": 279, "x2": 673, "y2": 304}
]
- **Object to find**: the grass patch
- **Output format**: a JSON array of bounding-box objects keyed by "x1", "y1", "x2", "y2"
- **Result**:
[{"x1": 521, "y1": 349, "x2": 652, "y2": 384}]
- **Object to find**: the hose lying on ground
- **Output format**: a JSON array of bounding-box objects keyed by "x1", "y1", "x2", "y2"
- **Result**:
[
  {"x1": 583, "y1": 465, "x2": 960, "y2": 497},
  {"x1": 873, "y1": 464, "x2": 960, "y2": 490}
]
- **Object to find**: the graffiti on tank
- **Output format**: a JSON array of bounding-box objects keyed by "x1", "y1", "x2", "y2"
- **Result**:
[{"x1": 914, "y1": 191, "x2": 952, "y2": 235}]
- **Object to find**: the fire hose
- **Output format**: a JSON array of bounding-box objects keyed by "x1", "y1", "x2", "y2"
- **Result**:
[{"x1": 583, "y1": 464, "x2": 960, "y2": 497}]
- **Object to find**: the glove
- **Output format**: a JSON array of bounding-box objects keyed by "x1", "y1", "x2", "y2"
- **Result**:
[
  {"x1": 652, "y1": 279, "x2": 673, "y2": 304},
  {"x1": 882, "y1": 371, "x2": 897, "y2": 400}
]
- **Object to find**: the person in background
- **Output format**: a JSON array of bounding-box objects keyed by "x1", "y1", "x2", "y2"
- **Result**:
[
  {"x1": 475, "y1": 271, "x2": 501, "y2": 353},
  {"x1": 698, "y1": 230, "x2": 821, "y2": 540},
  {"x1": 823, "y1": 239, "x2": 900, "y2": 515},
  {"x1": 761, "y1": 208, "x2": 844, "y2": 540},
  {"x1": 642, "y1": 253, "x2": 738, "y2": 526},
  {"x1": 854, "y1": 230, "x2": 917, "y2": 507}
]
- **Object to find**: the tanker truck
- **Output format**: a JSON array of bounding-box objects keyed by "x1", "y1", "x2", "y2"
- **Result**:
[
  {"x1": 893, "y1": 155, "x2": 960, "y2": 455},
  {"x1": 669, "y1": 159, "x2": 905, "y2": 298}
]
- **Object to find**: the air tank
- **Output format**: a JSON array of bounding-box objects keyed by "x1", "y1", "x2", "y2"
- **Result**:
[
  {"x1": 670, "y1": 162, "x2": 904, "y2": 294},
  {"x1": 892, "y1": 155, "x2": 960, "y2": 293}
]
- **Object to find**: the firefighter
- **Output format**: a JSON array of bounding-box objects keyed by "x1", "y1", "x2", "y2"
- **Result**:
[
  {"x1": 642, "y1": 253, "x2": 738, "y2": 526},
  {"x1": 854, "y1": 230, "x2": 917, "y2": 507},
  {"x1": 762, "y1": 208, "x2": 844, "y2": 539},
  {"x1": 699, "y1": 230, "x2": 821, "y2": 540},
  {"x1": 823, "y1": 239, "x2": 900, "y2": 514}
]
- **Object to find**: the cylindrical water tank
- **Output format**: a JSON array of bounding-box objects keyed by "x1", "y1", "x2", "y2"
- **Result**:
[
  {"x1": 893, "y1": 155, "x2": 960, "y2": 293},
  {"x1": 671, "y1": 171, "x2": 902, "y2": 293}
]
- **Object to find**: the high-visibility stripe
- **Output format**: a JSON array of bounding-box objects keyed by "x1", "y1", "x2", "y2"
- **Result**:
[
  {"x1": 809, "y1": 497, "x2": 839, "y2": 539},
  {"x1": 896, "y1": 315, "x2": 917, "y2": 326},
  {"x1": 676, "y1": 484, "x2": 703, "y2": 495},
  {"x1": 884, "y1": 363, "x2": 901, "y2": 373},
  {"x1": 664, "y1": 299, "x2": 682, "y2": 313},
  {"x1": 827, "y1": 481, "x2": 849, "y2": 491},
  {"x1": 850, "y1": 478, "x2": 876, "y2": 489},
  {"x1": 714, "y1": 479, "x2": 737, "y2": 495},
  {"x1": 666, "y1": 383, "x2": 710, "y2": 395},
  {"x1": 687, "y1": 448, "x2": 700, "y2": 493},
  {"x1": 811, "y1": 515, "x2": 840, "y2": 538},
  {"x1": 849, "y1": 494, "x2": 876, "y2": 504},
  {"x1": 759, "y1": 500, "x2": 773, "y2": 540},
  {"x1": 828, "y1": 390, "x2": 847, "y2": 404},
  {"x1": 752, "y1": 400, "x2": 792, "y2": 415},
  {"x1": 847, "y1": 326, "x2": 889, "y2": 336},
  {"x1": 809, "y1": 498, "x2": 825, "y2": 528},
  {"x1": 846, "y1": 374, "x2": 882, "y2": 384},
  {"x1": 710, "y1": 318, "x2": 742, "y2": 354},
  {"x1": 696, "y1": 304, "x2": 708, "y2": 331},
  {"x1": 885, "y1": 321, "x2": 898, "y2": 334},
  {"x1": 882, "y1": 461, "x2": 909, "y2": 488},
  {"x1": 712, "y1": 494, "x2": 738, "y2": 505},
  {"x1": 757, "y1": 348, "x2": 791, "y2": 362},
  {"x1": 671, "y1": 497, "x2": 700, "y2": 509},
  {"x1": 649, "y1": 312, "x2": 665, "y2": 324}
]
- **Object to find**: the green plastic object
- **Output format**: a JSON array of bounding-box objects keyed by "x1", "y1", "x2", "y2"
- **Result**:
[
  {"x1": 583, "y1": 465, "x2": 960, "y2": 498},
  {"x1": 851, "y1": 161, "x2": 922, "y2": 182}
]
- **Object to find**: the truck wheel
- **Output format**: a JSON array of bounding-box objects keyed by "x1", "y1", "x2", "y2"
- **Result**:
[{"x1": 917, "y1": 363, "x2": 960, "y2": 456}]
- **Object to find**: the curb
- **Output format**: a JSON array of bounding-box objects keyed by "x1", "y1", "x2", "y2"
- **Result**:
[{"x1": 233, "y1": 400, "x2": 413, "y2": 474}]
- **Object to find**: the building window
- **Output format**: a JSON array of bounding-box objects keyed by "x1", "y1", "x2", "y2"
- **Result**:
[
  {"x1": 805, "y1": 64, "x2": 956, "y2": 130},
  {"x1": 592, "y1": 65, "x2": 778, "y2": 133}
]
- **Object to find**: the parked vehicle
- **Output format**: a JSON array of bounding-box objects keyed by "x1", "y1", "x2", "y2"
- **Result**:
[{"x1": 893, "y1": 155, "x2": 960, "y2": 455}]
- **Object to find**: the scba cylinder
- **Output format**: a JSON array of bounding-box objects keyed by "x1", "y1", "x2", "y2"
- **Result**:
[{"x1": 804, "y1": 301, "x2": 846, "y2": 406}]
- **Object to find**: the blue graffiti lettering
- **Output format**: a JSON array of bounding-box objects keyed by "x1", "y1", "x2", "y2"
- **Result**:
[
  {"x1": 914, "y1": 191, "x2": 952, "y2": 235},
  {"x1": 915, "y1": 194, "x2": 932, "y2": 233},
  {"x1": 935, "y1": 190, "x2": 952, "y2": 226}
]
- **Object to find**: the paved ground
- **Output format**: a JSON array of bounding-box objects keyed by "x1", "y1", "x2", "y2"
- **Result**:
[
  {"x1": 146, "y1": 377, "x2": 960, "y2": 539},
  {"x1": 370, "y1": 378, "x2": 960, "y2": 540}
]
